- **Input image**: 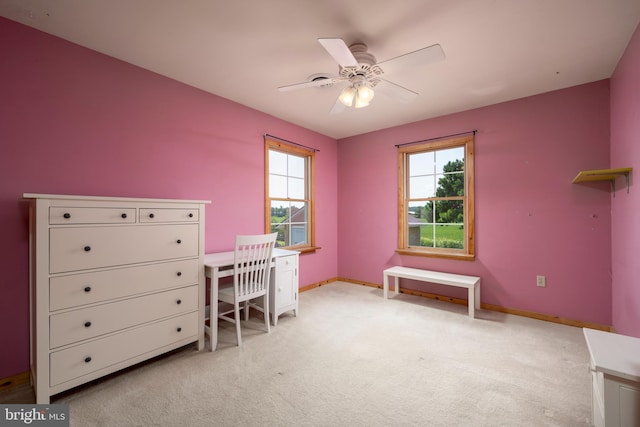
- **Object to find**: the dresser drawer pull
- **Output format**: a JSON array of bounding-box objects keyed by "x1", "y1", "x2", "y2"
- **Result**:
[
  {"x1": 121, "y1": 213, "x2": 128, "y2": 219},
  {"x1": 176, "y1": 271, "x2": 182, "y2": 277},
  {"x1": 149, "y1": 213, "x2": 155, "y2": 218},
  {"x1": 84, "y1": 321, "x2": 92, "y2": 328},
  {"x1": 188, "y1": 213, "x2": 194, "y2": 218},
  {"x1": 63, "y1": 213, "x2": 71, "y2": 219},
  {"x1": 84, "y1": 246, "x2": 91, "y2": 252},
  {"x1": 177, "y1": 327, "x2": 182, "y2": 332},
  {"x1": 176, "y1": 239, "x2": 182, "y2": 244},
  {"x1": 84, "y1": 357, "x2": 92, "y2": 363},
  {"x1": 84, "y1": 286, "x2": 91, "y2": 293},
  {"x1": 176, "y1": 299, "x2": 182, "y2": 305}
]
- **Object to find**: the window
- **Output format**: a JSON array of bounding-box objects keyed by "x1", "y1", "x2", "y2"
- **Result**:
[
  {"x1": 265, "y1": 138, "x2": 315, "y2": 251},
  {"x1": 398, "y1": 134, "x2": 475, "y2": 260}
]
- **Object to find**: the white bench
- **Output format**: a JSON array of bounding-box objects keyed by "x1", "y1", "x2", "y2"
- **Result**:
[{"x1": 383, "y1": 266, "x2": 481, "y2": 318}]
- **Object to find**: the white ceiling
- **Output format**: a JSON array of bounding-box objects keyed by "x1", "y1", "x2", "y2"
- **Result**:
[{"x1": 2, "y1": 0, "x2": 639, "y2": 139}]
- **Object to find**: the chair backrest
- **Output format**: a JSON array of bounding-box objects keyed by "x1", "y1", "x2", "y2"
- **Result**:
[{"x1": 233, "y1": 233, "x2": 278, "y2": 299}]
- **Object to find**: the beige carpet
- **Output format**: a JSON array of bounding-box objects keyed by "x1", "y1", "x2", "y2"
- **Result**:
[{"x1": 54, "y1": 281, "x2": 592, "y2": 426}]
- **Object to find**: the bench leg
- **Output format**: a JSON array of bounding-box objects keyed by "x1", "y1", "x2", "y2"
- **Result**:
[
  {"x1": 383, "y1": 274, "x2": 401, "y2": 299},
  {"x1": 475, "y1": 281, "x2": 481, "y2": 311},
  {"x1": 383, "y1": 273, "x2": 389, "y2": 299},
  {"x1": 468, "y1": 286, "x2": 475, "y2": 318}
]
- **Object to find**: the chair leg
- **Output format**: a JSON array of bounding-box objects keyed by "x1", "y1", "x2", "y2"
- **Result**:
[
  {"x1": 234, "y1": 303, "x2": 242, "y2": 346},
  {"x1": 244, "y1": 301, "x2": 250, "y2": 321},
  {"x1": 264, "y1": 294, "x2": 270, "y2": 334}
]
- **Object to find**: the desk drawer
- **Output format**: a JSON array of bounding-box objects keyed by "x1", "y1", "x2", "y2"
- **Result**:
[
  {"x1": 50, "y1": 207, "x2": 136, "y2": 225},
  {"x1": 50, "y1": 224, "x2": 199, "y2": 273},
  {"x1": 50, "y1": 285, "x2": 198, "y2": 348},
  {"x1": 50, "y1": 259, "x2": 199, "y2": 311},
  {"x1": 50, "y1": 311, "x2": 198, "y2": 387}
]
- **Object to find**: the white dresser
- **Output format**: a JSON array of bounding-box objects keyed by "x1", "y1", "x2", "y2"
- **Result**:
[
  {"x1": 583, "y1": 328, "x2": 640, "y2": 427},
  {"x1": 24, "y1": 194, "x2": 209, "y2": 404}
]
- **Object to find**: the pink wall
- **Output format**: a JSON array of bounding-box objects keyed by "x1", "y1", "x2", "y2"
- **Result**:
[
  {"x1": 611, "y1": 22, "x2": 640, "y2": 337},
  {"x1": 338, "y1": 80, "x2": 612, "y2": 326},
  {"x1": 0, "y1": 15, "x2": 633, "y2": 381},
  {"x1": 0, "y1": 18, "x2": 338, "y2": 379}
]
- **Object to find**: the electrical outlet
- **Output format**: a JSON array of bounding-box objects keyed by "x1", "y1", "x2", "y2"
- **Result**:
[{"x1": 536, "y1": 275, "x2": 546, "y2": 287}]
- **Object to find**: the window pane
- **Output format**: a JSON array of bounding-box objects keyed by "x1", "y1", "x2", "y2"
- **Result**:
[
  {"x1": 288, "y1": 155, "x2": 305, "y2": 178},
  {"x1": 288, "y1": 176, "x2": 305, "y2": 199},
  {"x1": 408, "y1": 201, "x2": 433, "y2": 223},
  {"x1": 272, "y1": 223, "x2": 289, "y2": 248},
  {"x1": 269, "y1": 174, "x2": 287, "y2": 198},
  {"x1": 289, "y1": 202, "x2": 307, "y2": 245},
  {"x1": 290, "y1": 201, "x2": 307, "y2": 222},
  {"x1": 434, "y1": 200, "x2": 463, "y2": 224},
  {"x1": 436, "y1": 173, "x2": 464, "y2": 197},
  {"x1": 408, "y1": 201, "x2": 431, "y2": 247},
  {"x1": 407, "y1": 223, "x2": 465, "y2": 249},
  {"x1": 270, "y1": 200, "x2": 288, "y2": 224},
  {"x1": 270, "y1": 200, "x2": 308, "y2": 247},
  {"x1": 435, "y1": 170, "x2": 464, "y2": 197},
  {"x1": 290, "y1": 224, "x2": 307, "y2": 246},
  {"x1": 434, "y1": 224, "x2": 465, "y2": 249},
  {"x1": 409, "y1": 152, "x2": 434, "y2": 176},
  {"x1": 269, "y1": 150, "x2": 287, "y2": 175},
  {"x1": 409, "y1": 176, "x2": 436, "y2": 199},
  {"x1": 435, "y1": 147, "x2": 464, "y2": 173}
]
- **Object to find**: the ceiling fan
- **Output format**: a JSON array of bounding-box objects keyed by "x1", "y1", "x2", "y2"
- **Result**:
[{"x1": 278, "y1": 38, "x2": 445, "y2": 114}]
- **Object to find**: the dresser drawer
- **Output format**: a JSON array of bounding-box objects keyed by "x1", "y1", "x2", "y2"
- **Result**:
[
  {"x1": 50, "y1": 285, "x2": 198, "y2": 348},
  {"x1": 50, "y1": 311, "x2": 198, "y2": 387},
  {"x1": 139, "y1": 208, "x2": 199, "y2": 223},
  {"x1": 50, "y1": 259, "x2": 199, "y2": 311},
  {"x1": 49, "y1": 224, "x2": 199, "y2": 273},
  {"x1": 50, "y1": 207, "x2": 136, "y2": 225}
]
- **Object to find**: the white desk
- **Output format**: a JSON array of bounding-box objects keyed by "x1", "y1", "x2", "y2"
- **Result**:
[{"x1": 204, "y1": 248, "x2": 299, "y2": 350}]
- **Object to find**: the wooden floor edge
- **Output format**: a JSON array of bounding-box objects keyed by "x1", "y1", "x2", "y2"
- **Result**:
[
  {"x1": 327, "y1": 277, "x2": 613, "y2": 332},
  {"x1": 0, "y1": 371, "x2": 30, "y2": 392},
  {"x1": 299, "y1": 277, "x2": 339, "y2": 293}
]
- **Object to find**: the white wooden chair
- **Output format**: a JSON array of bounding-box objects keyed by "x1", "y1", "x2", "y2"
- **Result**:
[{"x1": 216, "y1": 233, "x2": 277, "y2": 346}]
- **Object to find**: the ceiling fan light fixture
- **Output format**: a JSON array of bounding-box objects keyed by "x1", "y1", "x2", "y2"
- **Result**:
[
  {"x1": 340, "y1": 82, "x2": 375, "y2": 109},
  {"x1": 339, "y1": 86, "x2": 356, "y2": 106},
  {"x1": 356, "y1": 84, "x2": 375, "y2": 103},
  {"x1": 354, "y1": 97, "x2": 370, "y2": 109}
]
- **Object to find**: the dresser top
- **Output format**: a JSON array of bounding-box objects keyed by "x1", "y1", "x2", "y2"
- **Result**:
[
  {"x1": 583, "y1": 328, "x2": 640, "y2": 382},
  {"x1": 23, "y1": 193, "x2": 211, "y2": 204}
]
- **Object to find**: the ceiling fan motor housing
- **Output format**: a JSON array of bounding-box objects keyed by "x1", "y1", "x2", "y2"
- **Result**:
[{"x1": 340, "y1": 43, "x2": 383, "y2": 87}]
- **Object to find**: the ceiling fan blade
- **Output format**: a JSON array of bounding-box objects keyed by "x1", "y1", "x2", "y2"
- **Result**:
[
  {"x1": 377, "y1": 44, "x2": 445, "y2": 75},
  {"x1": 376, "y1": 79, "x2": 419, "y2": 103},
  {"x1": 329, "y1": 96, "x2": 346, "y2": 115},
  {"x1": 278, "y1": 77, "x2": 339, "y2": 92},
  {"x1": 318, "y1": 38, "x2": 358, "y2": 67}
]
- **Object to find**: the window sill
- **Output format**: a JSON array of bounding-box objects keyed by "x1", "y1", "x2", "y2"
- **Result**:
[
  {"x1": 283, "y1": 245, "x2": 321, "y2": 254},
  {"x1": 396, "y1": 248, "x2": 475, "y2": 261}
]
